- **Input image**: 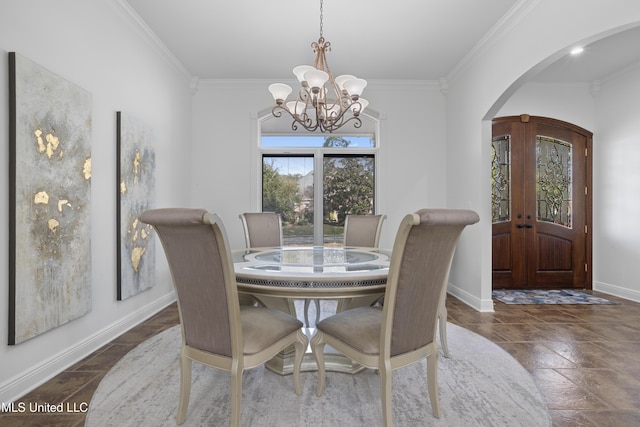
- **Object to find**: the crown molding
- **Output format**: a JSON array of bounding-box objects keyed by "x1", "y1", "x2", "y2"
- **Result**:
[
  {"x1": 446, "y1": 0, "x2": 540, "y2": 82},
  {"x1": 110, "y1": 0, "x2": 191, "y2": 81},
  {"x1": 196, "y1": 78, "x2": 442, "y2": 92}
]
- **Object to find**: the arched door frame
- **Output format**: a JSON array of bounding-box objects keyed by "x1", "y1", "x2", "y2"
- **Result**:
[{"x1": 478, "y1": 21, "x2": 640, "y2": 310}]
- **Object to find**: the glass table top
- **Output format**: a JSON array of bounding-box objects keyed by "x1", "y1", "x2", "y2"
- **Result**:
[{"x1": 233, "y1": 246, "x2": 390, "y2": 276}]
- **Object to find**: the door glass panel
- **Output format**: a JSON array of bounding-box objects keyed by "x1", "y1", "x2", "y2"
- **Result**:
[
  {"x1": 262, "y1": 155, "x2": 314, "y2": 245},
  {"x1": 536, "y1": 135, "x2": 572, "y2": 228},
  {"x1": 491, "y1": 135, "x2": 511, "y2": 223},
  {"x1": 323, "y1": 155, "x2": 375, "y2": 245}
]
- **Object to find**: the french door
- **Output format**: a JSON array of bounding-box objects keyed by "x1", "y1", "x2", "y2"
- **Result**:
[{"x1": 491, "y1": 115, "x2": 592, "y2": 289}]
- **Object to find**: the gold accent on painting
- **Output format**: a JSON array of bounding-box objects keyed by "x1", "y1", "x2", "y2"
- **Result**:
[
  {"x1": 131, "y1": 246, "x2": 146, "y2": 272},
  {"x1": 34, "y1": 129, "x2": 46, "y2": 153},
  {"x1": 83, "y1": 158, "x2": 92, "y2": 179},
  {"x1": 120, "y1": 180, "x2": 127, "y2": 194},
  {"x1": 34, "y1": 129, "x2": 63, "y2": 158},
  {"x1": 45, "y1": 133, "x2": 60, "y2": 158},
  {"x1": 133, "y1": 151, "x2": 141, "y2": 184},
  {"x1": 34, "y1": 191, "x2": 49, "y2": 205},
  {"x1": 57, "y1": 199, "x2": 71, "y2": 212},
  {"x1": 141, "y1": 228, "x2": 149, "y2": 239},
  {"x1": 48, "y1": 218, "x2": 60, "y2": 233}
]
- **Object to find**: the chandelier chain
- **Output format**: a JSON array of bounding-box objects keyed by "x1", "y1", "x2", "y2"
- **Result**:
[{"x1": 319, "y1": 0, "x2": 324, "y2": 38}]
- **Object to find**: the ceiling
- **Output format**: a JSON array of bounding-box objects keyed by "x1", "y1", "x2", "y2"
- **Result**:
[
  {"x1": 125, "y1": 0, "x2": 640, "y2": 83},
  {"x1": 533, "y1": 24, "x2": 640, "y2": 83},
  {"x1": 124, "y1": 0, "x2": 518, "y2": 80}
]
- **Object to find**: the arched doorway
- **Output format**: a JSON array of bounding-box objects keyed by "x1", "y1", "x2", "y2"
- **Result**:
[{"x1": 491, "y1": 115, "x2": 592, "y2": 289}]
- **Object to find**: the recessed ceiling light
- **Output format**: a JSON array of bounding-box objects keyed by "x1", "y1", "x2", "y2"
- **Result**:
[{"x1": 570, "y1": 47, "x2": 584, "y2": 55}]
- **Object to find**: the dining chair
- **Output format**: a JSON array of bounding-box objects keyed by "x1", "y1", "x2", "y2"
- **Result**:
[
  {"x1": 238, "y1": 212, "x2": 285, "y2": 307},
  {"x1": 334, "y1": 214, "x2": 387, "y2": 315},
  {"x1": 306, "y1": 214, "x2": 388, "y2": 327},
  {"x1": 343, "y1": 214, "x2": 386, "y2": 248},
  {"x1": 240, "y1": 211, "x2": 320, "y2": 328},
  {"x1": 341, "y1": 213, "x2": 451, "y2": 358},
  {"x1": 239, "y1": 212, "x2": 282, "y2": 248},
  {"x1": 140, "y1": 208, "x2": 308, "y2": 427},
  {"x1": 311, "y1": 209, "x2": 479, "y2": 425}
]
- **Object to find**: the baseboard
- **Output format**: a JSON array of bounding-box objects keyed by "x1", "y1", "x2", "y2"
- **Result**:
[
  {"x1": 593, "y1": 281, "x2": 640, "y2": 303},
  {"x1": 0, "y1": 292, "x2": 176, "y2": 403},
  {"x1": 446, "y1": 283, "x2": 495, "y2": 312}
]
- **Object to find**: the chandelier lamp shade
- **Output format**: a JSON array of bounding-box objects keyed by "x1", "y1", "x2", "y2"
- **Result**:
[{"x1": 268, "y1": 0, "x2": 368, "y2": 133}]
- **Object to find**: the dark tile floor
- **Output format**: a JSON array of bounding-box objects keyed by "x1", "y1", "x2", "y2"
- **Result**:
[
  {"x1": 2, "y1": 291, "x2": 640, "y2": 426},
  {"x1": 447, "y1": 292, "x2": 640, "y2": 427}
]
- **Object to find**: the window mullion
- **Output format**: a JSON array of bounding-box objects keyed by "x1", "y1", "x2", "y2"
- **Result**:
[{"x1": 313, "y1": 150, "x2": 324, "y2": 246}]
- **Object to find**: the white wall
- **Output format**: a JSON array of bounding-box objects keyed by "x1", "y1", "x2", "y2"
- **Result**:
[
  {"x1": 496, "y1": 82, "x2": 595, "y2": 131},
  {"x1": 0, "y1": 0, "x2": 192, "y2": 401},
  {"x1": 445, "y1": 0, "x2": 640, "y2": 311},
  {"x1": 190, "y1": 79, "x2": 447, "y2": 250},
  {"x1": 592, "y1": 64, "x2": 640, "y2": 301}
]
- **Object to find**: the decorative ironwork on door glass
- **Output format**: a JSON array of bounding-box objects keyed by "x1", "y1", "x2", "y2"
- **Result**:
[
  {"x1": 491, "y1": 135, "x2": 511, "y2": 223},
  {"x1": 536, "y1": 135, "x2": 572, "y2": 228}
]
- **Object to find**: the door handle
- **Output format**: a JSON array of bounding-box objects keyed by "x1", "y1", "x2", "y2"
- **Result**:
[{"x1": 516, "y1": 224, "x2": 533, "y2": 229}]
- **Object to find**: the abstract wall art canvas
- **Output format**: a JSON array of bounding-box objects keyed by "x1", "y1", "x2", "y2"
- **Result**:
[
  {"x1": 116, "y1": 111, "x2": 156, "y2": 300},
  {"x1": 8, "y1": 52, "x2": 93, "y2": 345}
]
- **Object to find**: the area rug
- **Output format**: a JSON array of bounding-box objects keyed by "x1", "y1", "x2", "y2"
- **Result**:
[
  {"x1": 493, "y1": 289, "x2": 620, "y2": 305},
  {"x1": 85, "y1": 323, "x2": 550, "y2": 426}
]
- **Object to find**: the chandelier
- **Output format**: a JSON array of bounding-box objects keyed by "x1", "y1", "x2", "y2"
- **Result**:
[{"x1": 268, "y1": 0, "x2": 368, "y2": 133}]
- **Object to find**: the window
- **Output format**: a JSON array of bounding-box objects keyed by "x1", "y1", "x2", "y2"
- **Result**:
[{"x1": 261, "y1": 135, "x2": 377, "y2": 246}]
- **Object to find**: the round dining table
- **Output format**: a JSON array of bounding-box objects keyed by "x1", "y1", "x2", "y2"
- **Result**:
[
  {"x1": 232, "y1": 246, "x2": 391, "y2": 374},
  {"x1": 233, "y1": 245, "x2": 390, "y2": 297}
]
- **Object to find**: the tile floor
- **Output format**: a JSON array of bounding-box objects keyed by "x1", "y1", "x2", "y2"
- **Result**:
[{"x1": 2, "y1": 291, "x2": 640, "y2": 426}]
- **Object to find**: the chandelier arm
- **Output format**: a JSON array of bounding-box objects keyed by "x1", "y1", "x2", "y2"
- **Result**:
[
  {"x1": 326, "y1": 108, "x2": 362, "y2": 131},
  {"x1": 327, "y1": 116, "x2": 363, "y2": 133},
  {"x1": 271, "y1": 106, "x2": 285, "y2": 118},
  {"x1": 321, "y1": 116, "x2": 362, "y2": 133},
  {"x1": 273, "y1": 105, "x2": 321, "y2": 132},
  {"x1": 299, "y1": 113, "x2": 318, "y2": 131}
]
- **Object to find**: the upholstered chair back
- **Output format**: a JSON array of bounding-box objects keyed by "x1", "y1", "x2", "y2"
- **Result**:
[
  {"x1": 385, "y1": 209, "x2": 480, "y2": 357},
  {"x1": 343, "y1": 214, "x2": 386, "y2": 248},
  {"x1": 140, "y1": 208, "x2": 237, "y2": 357},
  {"x1": 239, "y1": 212, "x2": 283, "y2": 248}
]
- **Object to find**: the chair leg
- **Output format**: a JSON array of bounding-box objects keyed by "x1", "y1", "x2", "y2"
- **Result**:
[
  {"x1": 230, "y1": 360, "x2": 243, "y2": 427},
  {"x1": 293, "y1": 329, "x2": 309, "y2": 396},
  {"x1": 176, "y1": 354, "x2": 192, "y2": 425},
  {"x1": 439, "y1": 291, "x2": 450, "y2": 358},
  {"x1": 380, "y1": 362, "x2": 393, "y2": 427},
  {"x1": 439, "y1": 309, "x2": 450, "y2": 358},
  {"x1": 310, "y1": 331, "x2": 327, "y2": 396},
  {"x1": 426, "y1": 351, "x2": 441, "y2": 418}
]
